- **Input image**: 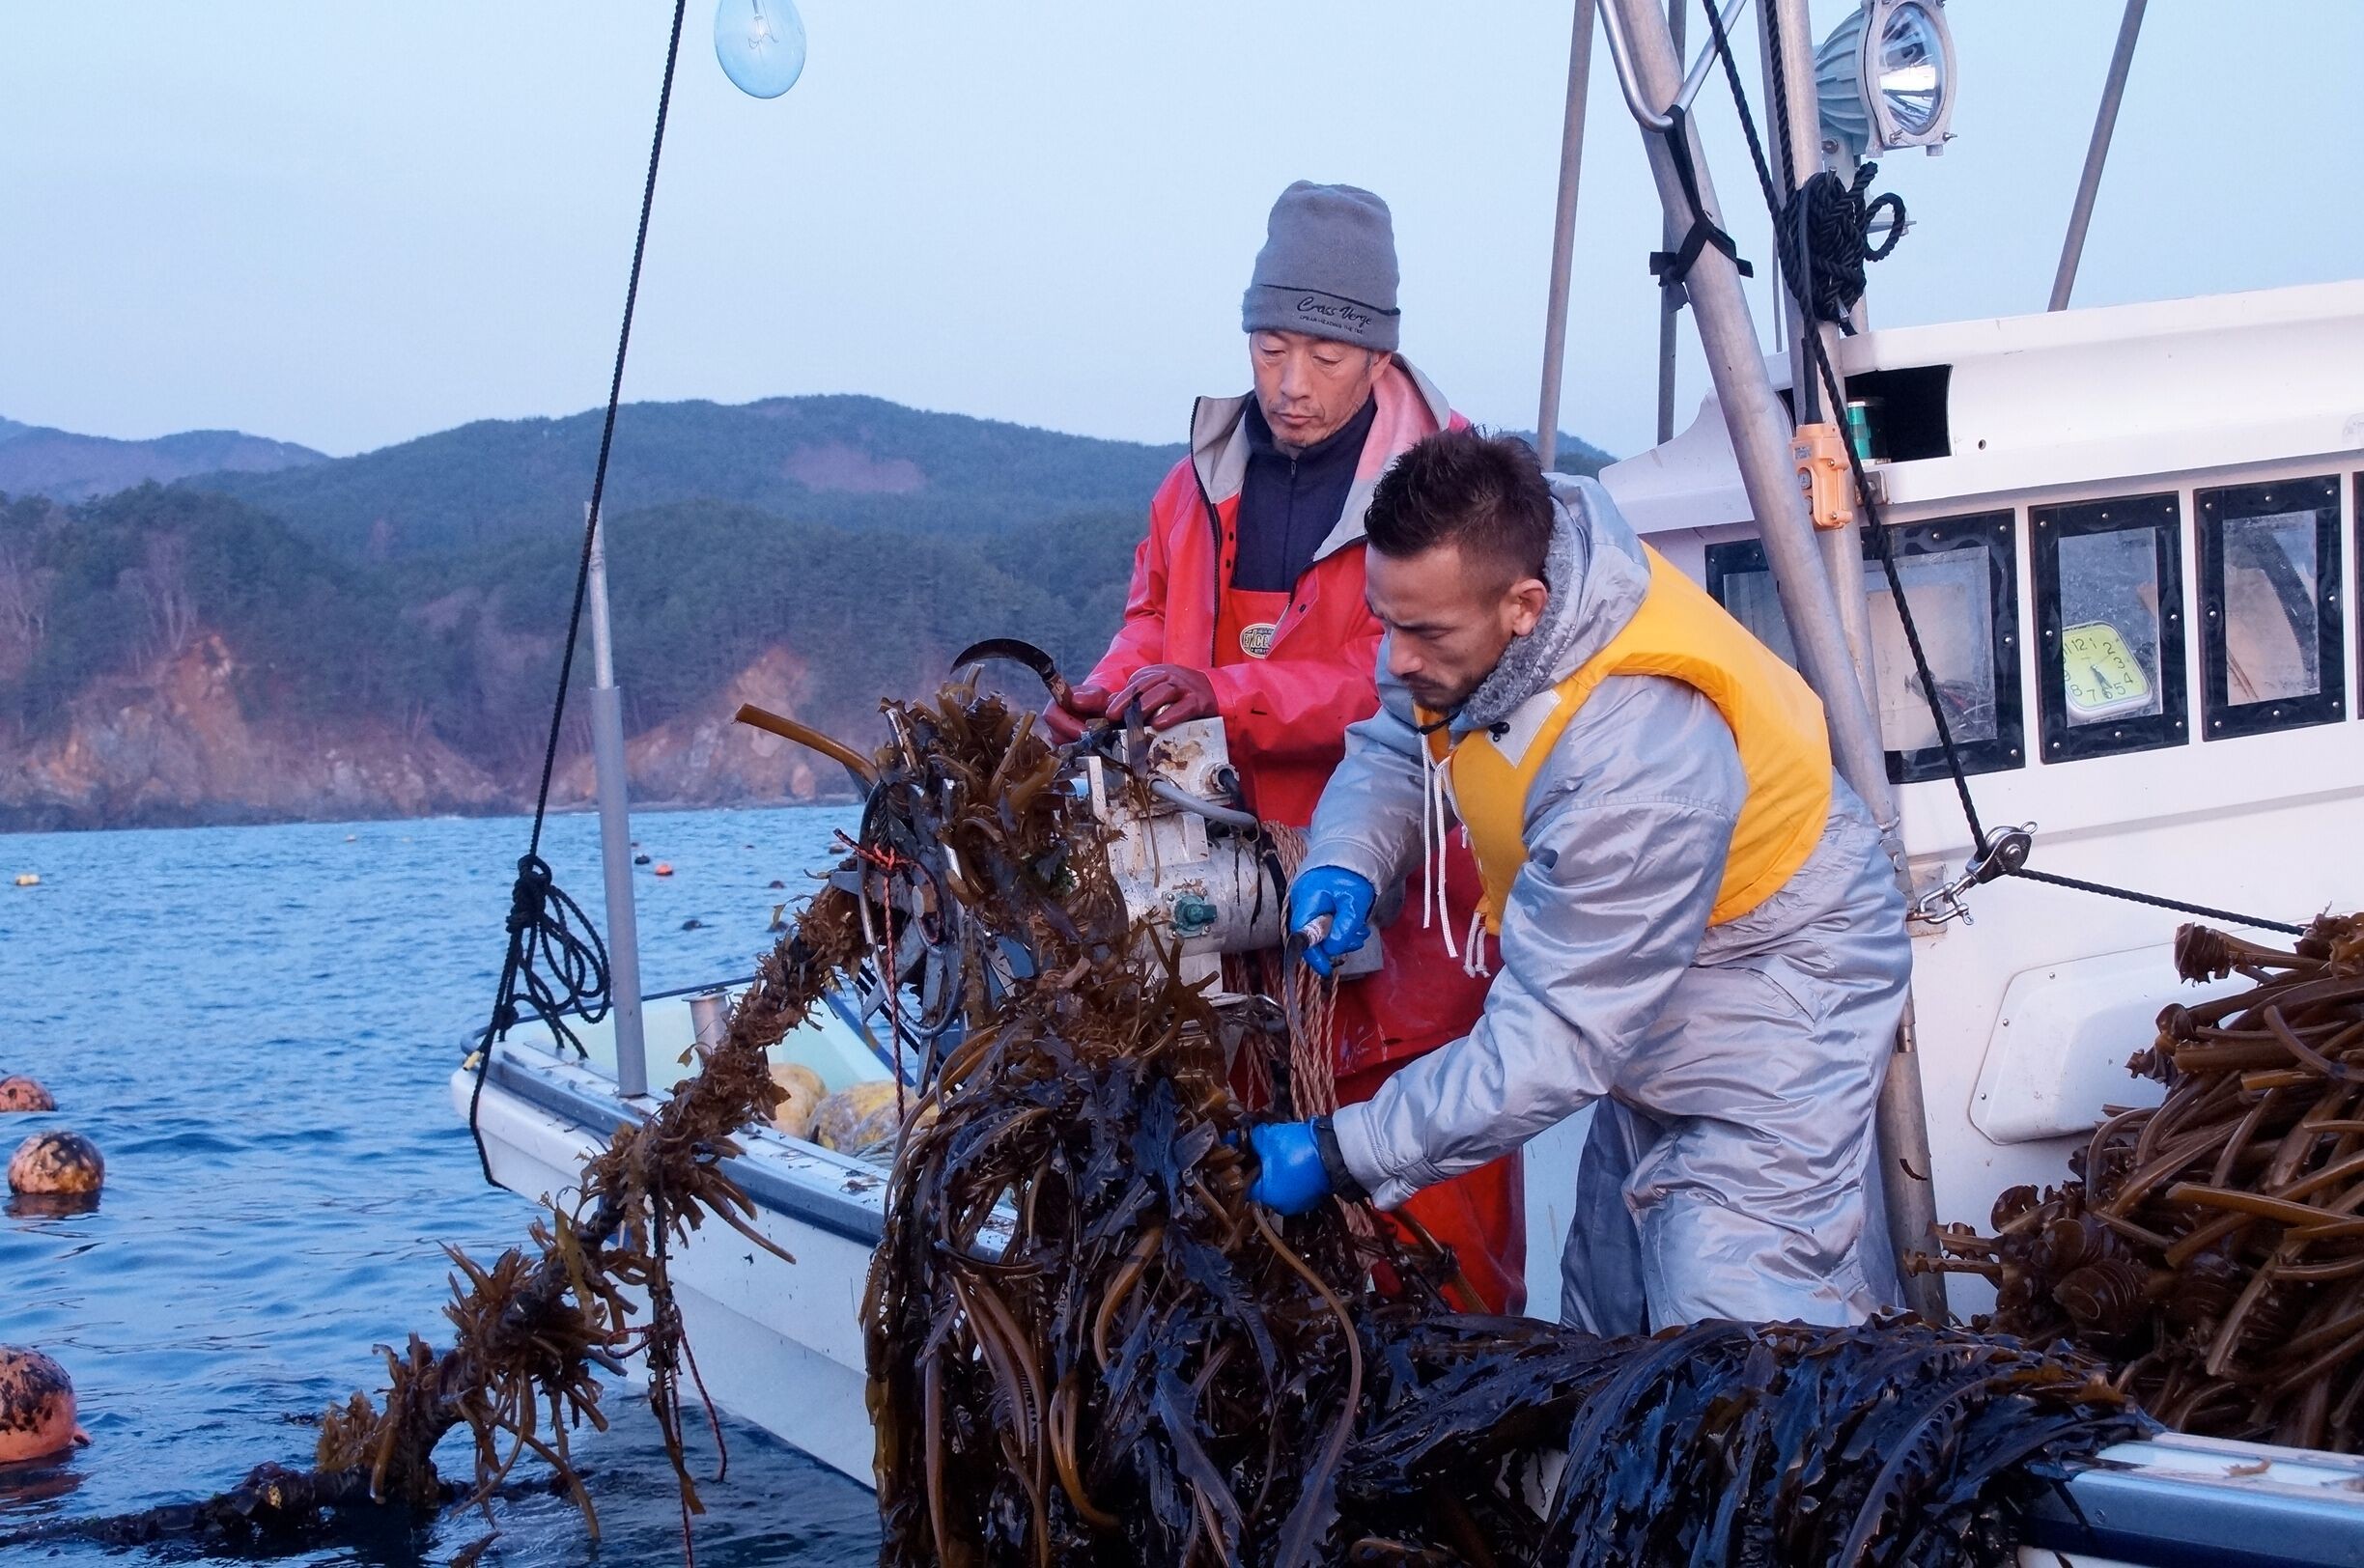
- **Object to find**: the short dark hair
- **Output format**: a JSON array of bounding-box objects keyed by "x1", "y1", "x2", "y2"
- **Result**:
[{"x1": 1365, "y1": 428, "x2": 1553, "y2": 585}]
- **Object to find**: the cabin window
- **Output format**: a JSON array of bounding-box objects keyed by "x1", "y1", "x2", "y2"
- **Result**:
[
  {"x1": 2196, "y1": 477, "x2": 2343, "y2": 738},
  {"x1": 1703, "y1": 511, "x2": 2022, "y2": 782},
  {"x1": 2032, "y1": 491, "x2": 2186, "y2": 761}
]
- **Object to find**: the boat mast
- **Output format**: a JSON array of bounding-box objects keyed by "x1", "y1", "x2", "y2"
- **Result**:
[
  {"x1": 1755, "y1": 0, "x2": 1945, "y2": 1319},
  {"x1": 2048, "y1": 0, "x2": 2147, "y2": 311},
  {"x1": 1654, "y1": 0, "x2": 1686, "y2": 445},
  {"x1": 1593, "y1": 0, "x2": 1947, "y2": 1314},
  {"x1": 585, "y1": 501, "x2": 650, "y2": 1098},
  {"x1": 1759, "y1": 0, "x2": 1879, "y2": 699},
  {"x1": 1534, "y1": 0, "x2": 1599, "y2": 472}
]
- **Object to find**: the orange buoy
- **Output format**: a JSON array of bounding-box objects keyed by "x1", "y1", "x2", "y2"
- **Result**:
[
  {"x1": 653, "y1": 861, "x2": 674, "y2": 877},
  {"x1": 0, "y1": 1346, "x2": 87, "y2": 1462},
  {"x1": 0, "y1": 1077, "x2": 54, "y2": 1112},
  {"x1": 8, "y1": 1131, "x2": 102, "y2": 1195}
]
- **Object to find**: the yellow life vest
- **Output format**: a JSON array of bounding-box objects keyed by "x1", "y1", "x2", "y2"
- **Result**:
[{"x1": 1423, "y1": 544, "x2": 1832, "y2": 932}]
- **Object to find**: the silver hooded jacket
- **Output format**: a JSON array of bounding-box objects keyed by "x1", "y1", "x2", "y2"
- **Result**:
[{"x1": 1305, "y1": 475, "x2": 1912, "y2": 1330}]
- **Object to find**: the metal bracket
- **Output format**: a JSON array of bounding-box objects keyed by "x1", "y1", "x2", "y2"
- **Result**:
[
  {"x1": 1597, "y1": 0, "x2": 1754, "y2": 131},
  {"x1": 1913, "y1": 823, "x2": 2036, "y2": 928}
]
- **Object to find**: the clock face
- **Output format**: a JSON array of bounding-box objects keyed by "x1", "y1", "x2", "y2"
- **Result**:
[{"x1": 2062, "y1": 620, "x2": 2155, "y2": 721}]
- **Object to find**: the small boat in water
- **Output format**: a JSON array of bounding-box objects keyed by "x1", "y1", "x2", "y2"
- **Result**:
[{"x1": 463, "y1": 2, "x2": 2364, "y2": 1560}]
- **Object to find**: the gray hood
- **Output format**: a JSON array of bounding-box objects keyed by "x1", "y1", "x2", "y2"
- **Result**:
[{"x1": 1450, "y1": 474, "x2": 1653, "y2": 736}]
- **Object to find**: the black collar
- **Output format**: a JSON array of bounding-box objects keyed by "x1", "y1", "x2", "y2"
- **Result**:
[{"x1": 1243, "y1": 392, "x2": 1379, "y2": 466}]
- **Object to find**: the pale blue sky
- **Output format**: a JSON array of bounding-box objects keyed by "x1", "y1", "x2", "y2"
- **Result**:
[{"x1": 3, "y1": 3, "x2": 2357, "y2": 461}]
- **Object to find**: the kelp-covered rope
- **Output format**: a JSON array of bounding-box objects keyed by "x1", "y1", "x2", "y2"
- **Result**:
[
  {"x1": 1930, "y1": 914, "x2": 2364, "y2": 1452},
  {"x1": 468, "y1": 0, "x2": 693, "y2": 1185}
]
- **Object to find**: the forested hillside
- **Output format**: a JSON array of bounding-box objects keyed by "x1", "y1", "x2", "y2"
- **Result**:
[{"x1": 0, "y1": 396, "x2": 1611, "y2": 828}]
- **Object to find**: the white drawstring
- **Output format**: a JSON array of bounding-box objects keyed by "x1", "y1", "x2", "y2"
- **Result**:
[
  {"x1": 1461, "y1": 905, "x2": 1491, "y2": 977},
  {"x1": 1421, "y1": 740, "x2": 1459, "y2": 961}
]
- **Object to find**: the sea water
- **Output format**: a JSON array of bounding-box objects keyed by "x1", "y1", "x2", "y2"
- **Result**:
[{"x1": 0, "y1": 805, "x2": 877, "y2": 1564}]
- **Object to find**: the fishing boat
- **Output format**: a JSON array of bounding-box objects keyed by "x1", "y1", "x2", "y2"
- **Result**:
[{"x1": 461, "y1": 1, "x2": 2364, "y2": 1560}]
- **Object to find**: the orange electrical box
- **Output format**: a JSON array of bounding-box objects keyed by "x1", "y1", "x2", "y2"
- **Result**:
[{"x1": 1790, "y1": 422, "x2": 1855, "y2": 531}]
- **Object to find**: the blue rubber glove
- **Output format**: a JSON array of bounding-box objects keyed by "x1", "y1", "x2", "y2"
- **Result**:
[
  {"x1": 1287, "y1": 866, "x2": 1375, "y2": 978},
  {"x1": 1247, "y1": 1120, "x2": 1333, "y2": 1216}
]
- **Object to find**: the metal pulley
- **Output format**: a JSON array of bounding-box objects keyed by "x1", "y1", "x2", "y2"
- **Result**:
[{"x1": 1912, "y1": 822, "x2": 2035, "y2": 927}]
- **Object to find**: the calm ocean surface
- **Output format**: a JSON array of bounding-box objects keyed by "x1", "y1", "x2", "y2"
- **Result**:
[{"x1": 0, "y1": 804, "x2": 877, "y2": 1565}]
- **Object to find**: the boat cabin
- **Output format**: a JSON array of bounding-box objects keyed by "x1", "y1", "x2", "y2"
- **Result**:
[{"x1": 1602, "y1": 277, "x2": 2364, "y2": 1296}]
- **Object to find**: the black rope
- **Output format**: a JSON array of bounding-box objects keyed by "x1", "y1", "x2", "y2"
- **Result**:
[
  {"x1": 470, "y1": 0, "x2": 693, "y2": 1183},
  {"x1": 1778, "y1": 164, "x2": 1902, "y2": 333},
  {"x1": 1702, "y1": 0, "x2": 2304, "y2": 939},
  {"x1": 1647, "y1": 106, "x2": 1754, "y2": 304}
]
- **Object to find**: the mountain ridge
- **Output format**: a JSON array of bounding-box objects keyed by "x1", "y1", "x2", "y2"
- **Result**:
[
  {"x1": 0, "y1": 396, "x2": 1614, "y2": 828},
  {"x1": 0, "y1": 419, "x2": 324, "y2": 502}
]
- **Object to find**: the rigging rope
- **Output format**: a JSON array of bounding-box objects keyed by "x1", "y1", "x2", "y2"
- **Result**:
[
  {"x1": 1779, "y1": 163, "x2": 1903, "y2": 333},
  {"x1": 1698, "y1": 0, "x2": 2303, "y2": 938},
  {"x1": 470, "y1": 0, "x2": 694, "y2": 1184}
]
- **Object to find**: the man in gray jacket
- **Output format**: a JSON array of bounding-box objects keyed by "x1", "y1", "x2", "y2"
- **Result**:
[{"x1": 1244, "y1": 429, "x2": 1911, "y2": 1332}]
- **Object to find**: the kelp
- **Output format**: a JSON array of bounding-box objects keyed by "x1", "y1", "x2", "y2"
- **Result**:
[
  {"x1": 1928, "y1": 913, "x2": 2364, "y2": 1451},
  {"x1": 10, "y1": 680, "x2": 2158, "y2": 1564},
  {"x1": 1341, "y1": 1312, "x2": 2149, "y2": 1567},
  {"x1": 853, "y1": 687, "x2": 2152, "y2": 1566}
]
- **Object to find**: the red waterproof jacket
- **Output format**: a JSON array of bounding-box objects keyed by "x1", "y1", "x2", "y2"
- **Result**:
[{"x1": 1085, "y1": 360, "x2": 1491, "y2": 1077}]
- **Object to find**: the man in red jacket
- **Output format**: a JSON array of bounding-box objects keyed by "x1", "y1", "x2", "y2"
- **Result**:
[{"x1": 1045, "y1": 182, "x2": 1523, "y2": 1311}]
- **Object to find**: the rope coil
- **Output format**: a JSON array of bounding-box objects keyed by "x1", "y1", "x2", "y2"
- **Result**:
[{"x1": 1778, "y1": 163, "x2": 1904, "y2": 333}]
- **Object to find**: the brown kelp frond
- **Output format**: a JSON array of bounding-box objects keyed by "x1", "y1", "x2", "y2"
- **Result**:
[
  {"x1": 1343, "y1": 1312, "x2": 2149, "y2": 1567},
  {"x1": 1934, "y1": 913, "x2": 2364, "y2": 1451}
]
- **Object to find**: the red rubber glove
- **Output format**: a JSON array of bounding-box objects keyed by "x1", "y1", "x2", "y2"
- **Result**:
[
  {"x1": 1042, "y1": 684, "x2": 1109, "y2": 743},
  {"x1": 1111, "y1": 663, "x2": 1219, "y2": 730}
]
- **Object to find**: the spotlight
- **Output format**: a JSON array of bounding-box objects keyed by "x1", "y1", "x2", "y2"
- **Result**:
[{"x1": 1815, "y1": 0, "x2": 1957, "y2": 156}]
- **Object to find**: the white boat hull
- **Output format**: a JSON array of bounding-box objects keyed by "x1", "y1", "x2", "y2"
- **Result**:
[{"x1": 460, "y1": 1010, "x2": 2364, "y2": 1565}]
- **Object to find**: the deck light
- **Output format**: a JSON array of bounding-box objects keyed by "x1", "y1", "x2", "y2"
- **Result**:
[
  {"x1": 715, "y1": 0, "x2": 805, "y2": 98},
  {"x1": 1815, "y1": 0, "x2": 1957, "y2": 155}
]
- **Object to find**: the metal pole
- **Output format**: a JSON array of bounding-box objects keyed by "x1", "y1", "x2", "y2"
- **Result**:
[
  {"x1": 1535, "y1": 0, "x2": 1598, "y2": 473},
  {"x1": 1653, "y1": 0, "x2": 1685, "y2": 446},
  {"x1": 585, "y1": 502, "x2": 649, "y2": 1098},
  {"x1": 1761, "y1": 0, "x2": 1937, "y2": 1320},
  {"x1": 1761, "y1": 0, "x2": 1881, "y2": 701},
  {"x1": 1602, "y1": 0, "x2": 1946, "y2": 1315},
  {"x1": 2049, "y1": 0, "x2": 2147, "y2": 312}
]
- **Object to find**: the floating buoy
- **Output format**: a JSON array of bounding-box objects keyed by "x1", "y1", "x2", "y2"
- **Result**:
[
  {"x1": 633, "y1": 854, "x2": 652, "y2": 867},
  {"x1": 768, "y1": 1061, "x2": 824, "y2": 1140},
  {"x1": 767, "y1": 879, "x2": 786, "y2": 890},
  {"x1": 13, "y1": 874, "x2": 38, "y2": 887},
  {"x1": 0, "y1": 1077, "x2": 55, "y2": 1112},
  {"x1": 8, "y1": 1131, "x2": 103, "y2": 1196},
  {"x1": 814, "y1": 1079, "x2": 919, "y2": 1157},
  {"x1": 345, "y1": 834, "x2": 356, "y2": 843},
  {"x1": 653, "y1": 862, "x2": 674, "y2": 877},
  {"x1": 0, "y1": 1346, "x2": 87, "y2": 1462}
]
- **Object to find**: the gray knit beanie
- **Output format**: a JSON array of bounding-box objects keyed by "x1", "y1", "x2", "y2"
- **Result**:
[{"x1": 1241, "y1": 182, "x2": 1401, "y2": 352}]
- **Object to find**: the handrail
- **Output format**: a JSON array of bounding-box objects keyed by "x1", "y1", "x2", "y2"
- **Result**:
[{"x1": 1598, "y1": 0, "x2": 1753, "y2": 131}]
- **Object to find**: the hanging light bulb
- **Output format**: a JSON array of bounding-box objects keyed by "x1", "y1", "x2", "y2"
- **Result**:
[
  {"x1": 1815, "y1": 0, "x2": 1957, "y2": 156},
  {"x1": 714, "y1": 0, "x2": 806, "y2": 98}
]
